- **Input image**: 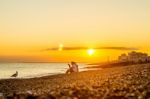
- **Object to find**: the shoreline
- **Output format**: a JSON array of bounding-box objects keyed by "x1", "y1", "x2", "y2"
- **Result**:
[
  {"x1": 0, "y1": 63, "x2": 150, "y2": 98},
  {"x1": 0, "y1": 62, "x2": 89, "y2": 80},
  {"x1": 0, "y1": 72, "x2": 62, "y2": 80},
  {"x1": 0, "y1": 67, "x2": 103, "y2": 80}
]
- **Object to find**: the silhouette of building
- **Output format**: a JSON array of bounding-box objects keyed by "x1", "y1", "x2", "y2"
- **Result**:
[{"x1": 118, "y1": 51, "x2": 150, "y2": 63}]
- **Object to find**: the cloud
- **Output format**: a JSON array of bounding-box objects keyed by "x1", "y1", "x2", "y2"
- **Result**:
[
  {"x1": 98, "y1": 47, "x2": 138, "y2": 50},
  {"x1": 42, "y1": 46, "x2": 138, "y2": 51}
]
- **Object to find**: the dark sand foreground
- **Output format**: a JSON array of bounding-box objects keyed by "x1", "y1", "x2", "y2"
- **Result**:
[{"x1": 0, "y1": 64, "x2": 150, "y2": 99}]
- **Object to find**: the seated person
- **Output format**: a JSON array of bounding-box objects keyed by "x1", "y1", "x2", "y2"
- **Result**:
[{"x1": 66, "y1": 62, "x2": 79, "y2": 74}]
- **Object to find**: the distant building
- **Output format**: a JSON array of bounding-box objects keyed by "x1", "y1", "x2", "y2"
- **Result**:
[
  {"x1": 118, "y1": 51, "x2": 150, "y2": 63},
  {"x1": 118, "y1": 54, "x2": 128, "y2": 62}
]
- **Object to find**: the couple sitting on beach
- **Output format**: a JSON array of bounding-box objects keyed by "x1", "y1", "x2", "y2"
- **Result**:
[{"x1": 66, "y1": 62, "x2": 79, "y2": 74}]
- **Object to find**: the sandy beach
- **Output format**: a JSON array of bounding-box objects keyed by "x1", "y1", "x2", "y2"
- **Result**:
[{"x1": 0, "y1": 63, "x2": 150, "y2": 99}]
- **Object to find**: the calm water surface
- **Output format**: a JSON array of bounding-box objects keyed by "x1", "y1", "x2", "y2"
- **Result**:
[{"x1": 0, "y1": 63, "x2": 95, "y2": 79}]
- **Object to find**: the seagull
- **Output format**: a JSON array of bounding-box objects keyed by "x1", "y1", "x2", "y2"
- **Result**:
[{"x1": 11, "y1": 71, "x2": 18, "y2": 77}]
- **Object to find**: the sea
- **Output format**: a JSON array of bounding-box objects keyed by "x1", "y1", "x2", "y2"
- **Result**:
[{"x1": 0, "y1": 63, "x2": 96, "y2": 79}]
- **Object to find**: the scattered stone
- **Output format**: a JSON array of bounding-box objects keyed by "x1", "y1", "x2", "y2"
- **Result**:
[{"x1": 0, "y1": 63, "x2": 150, "y2": 99}]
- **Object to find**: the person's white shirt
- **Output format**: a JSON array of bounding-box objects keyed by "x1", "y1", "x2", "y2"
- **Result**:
[{"x1": 72, "y1": 64, "x2": 78, "y2": 72}]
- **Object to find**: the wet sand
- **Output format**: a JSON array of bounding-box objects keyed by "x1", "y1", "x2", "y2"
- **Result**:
[{"x1": 0, "y1": 63, "x2": 150, "y2": 99}]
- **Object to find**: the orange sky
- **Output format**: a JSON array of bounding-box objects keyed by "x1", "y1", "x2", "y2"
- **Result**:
[{"x1": 0, "y1": 0, "x2": 150, "y2": 62}]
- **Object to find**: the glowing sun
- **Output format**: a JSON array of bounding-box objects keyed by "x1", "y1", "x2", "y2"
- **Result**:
[{"x1": 87, "y1": 48, "x2": 95, "y2": 56}]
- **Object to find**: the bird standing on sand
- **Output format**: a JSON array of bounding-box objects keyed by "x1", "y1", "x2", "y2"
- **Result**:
[{"x1": 11, "y1": 71, "x2": 18, "y2": 77}]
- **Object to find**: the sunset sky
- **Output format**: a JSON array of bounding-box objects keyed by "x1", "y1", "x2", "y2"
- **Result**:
[{"x1": 0, "y1": 0, "x2": 150, "y2": 62}]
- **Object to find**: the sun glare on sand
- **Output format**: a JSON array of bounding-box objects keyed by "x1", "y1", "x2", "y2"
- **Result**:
[{"x1": 87, "y1": 49, "x2": 95, "y2": 56}]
